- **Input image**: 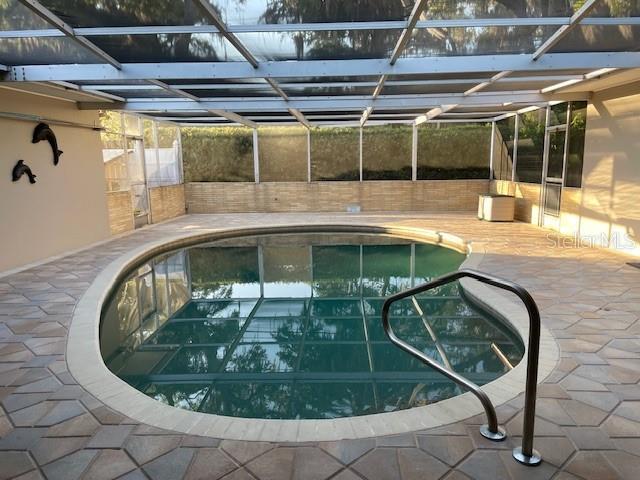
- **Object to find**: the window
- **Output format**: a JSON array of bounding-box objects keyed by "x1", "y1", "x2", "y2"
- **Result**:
[
  {"x1": 514, "y1": 110, "x2": 545, "y2": 184},
  {"x1": 417, "y1": 123, "x2": 491, "y2": 179},
  {"x1": 100, "y1": 111, "x2": 127, "y2": 192},
  {"x1": 565, "y1": 101, "x2": 587, "y2": 188},
  {"x1": 182, "y1": 127, "x2": 254, "y2": 182},
  {"x1": 362, "y1": 124, "x2": 412, "y2": 180},
  {"x1": 101, "y1": 112, "x2": 183, "y2": 190},
  {"x1": 493, "y1": 117, "x2": 515, "y2": 181},
  {"x1": 549, "y1": 102, "x2": 569, "y2": 126}
]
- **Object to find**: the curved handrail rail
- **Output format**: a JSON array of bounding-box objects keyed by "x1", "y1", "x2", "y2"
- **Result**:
[{"x1": 381, "y1": 268, "x2": 542, "y2": 466}]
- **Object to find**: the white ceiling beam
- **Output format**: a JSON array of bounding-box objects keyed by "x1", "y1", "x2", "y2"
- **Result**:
[
  {"x1": 73, "y1": 75, "x2": 584, "y2": 92},
  {"x1": 81, "y1": 91, "x2": 588, "y2": 113},
  {"x1": 149, "y1": 79, "x2": 258, "y2": 128},
  {"x1": 2, "y1": 17, "x2": 639, "y2": 39},
  {"x1": 463, "y1": 70, "x2": 513, "y2": 96},
  {"x1": 540, "y1": 67, "x2": 618, "y2": 93},
  {"x1": 12, "y1": 53, "x2": 639, "y2": 82},
  {"x1": 532, "y1": 0, "x2": 599, "y2": 61},
  {"x1": 16, "y1": 0, "x2": 121, "y2": 69},
  {"x1": 415, "y1": 104, "x2": 459, "y2": 124},
  {"x1": 208, "y1": 109, "x2": 258, "y2": 128}
]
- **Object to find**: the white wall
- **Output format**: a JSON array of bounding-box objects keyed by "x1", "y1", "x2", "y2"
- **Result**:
[
  {"x1": 578, "y1": 90, "x2": 640, "y2": 256},
  {"x1": 0, "y1": 89, "x2": 111, "y2": 272}
]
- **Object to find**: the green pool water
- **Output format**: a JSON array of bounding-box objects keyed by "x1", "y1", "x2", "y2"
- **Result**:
[{"x1": 100, "y1": 232, "x2": 524, "y2": 420}]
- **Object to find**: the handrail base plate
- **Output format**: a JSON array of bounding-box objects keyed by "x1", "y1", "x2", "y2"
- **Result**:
[
  {"x1": 480, "y1": 424, "x2": 506, "y2": 442},
  {"x1": 512, "y1": 447, "x2": 542, "y2": 466}
]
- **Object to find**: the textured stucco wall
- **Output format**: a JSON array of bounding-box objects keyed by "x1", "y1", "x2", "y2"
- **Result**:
[{"x1": 0, "y1": 89, "x2": 110, "y2": 272}]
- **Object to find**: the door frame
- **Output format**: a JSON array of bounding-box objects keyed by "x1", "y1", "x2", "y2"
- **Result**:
[{"x1": 538, "y1": 104, "x2": 572, "y2": 228}]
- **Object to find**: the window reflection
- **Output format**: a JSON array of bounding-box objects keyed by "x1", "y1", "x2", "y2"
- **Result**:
[{"x1": 493, "y1": 116, "x2": 515, "y2": 181}]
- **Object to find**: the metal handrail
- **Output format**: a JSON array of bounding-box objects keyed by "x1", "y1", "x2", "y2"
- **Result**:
[{"x1": 381, "y1": 268, "x2": 542, "y2": 466}]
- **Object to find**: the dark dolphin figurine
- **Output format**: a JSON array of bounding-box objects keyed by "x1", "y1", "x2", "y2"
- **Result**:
[
  {"x1": 12, "y1": 160, "x2": 37, "y2": 184},
  {"x1": 32, "y1": 122, "x2": 63, "y2": 165}
]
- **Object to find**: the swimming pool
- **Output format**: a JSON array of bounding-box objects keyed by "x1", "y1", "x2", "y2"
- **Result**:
[{"x1": 100, "y1": 232, "x2": 524, "y2": 420}]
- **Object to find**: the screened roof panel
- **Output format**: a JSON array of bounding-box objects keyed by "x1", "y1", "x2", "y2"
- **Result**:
[
  {"x1": 386, "y1": 72, "x2": 495, "y2": 81},
  {"x1": 482, "y1": 80, "x2": 558, "y2": 92},
  {"x1": 374, "y1": 108, "x2": 432, "y2": 115},
  {"x1": 182, "y1": 87, "x2": 279, "y2": 97},
  {"x1": 550, "y1": 25, "x2": 640, "y2": 54},
  {"x1": 275, "y1": 76, "x2": 381, "y2": 84},
  {"x1": 36, "y1": 0, "x2": 210, "y2": 28},
  {"x1": 421, "y1": 0, "x2": 578, "y2": 18},
  {"x1": 282, "y1": 86, "x2": 375, "y2": 97},
  {"x1": 402, "y1": 26, "x2": 552, "y2": 58},
  {"x1": 0, "y1": 37, "x2": 101, "y2": 65},
  {"x1": 235, "y1": 30, "x2": 401, "y2": 61},
  {"x1": 88, "y1": 34, "x2": 244, "y2": 63},
  {"x1": 242, "y1": 110, "x2": 298, "y2": 117},
  {"x1": 452, "y1": 105, "x2": 523, "y2": 113},
  {"x1": 1, "y1": 1, "x2": 637, "y2": 124},
  {"x1": 76, "y1": 80, "x2": 152, "y2": 86},
  {"x1": 381, "y1": 83, "x2": 471, "y2": 95},
  {"x1": 138, "y1": 111, "x2": 210, "y2": 118},
  {"x1": 101, "y1": 89, "x2": 181, "y2": 99},
  {"x1": 587, "y1": 1, "x2": 640, "y2": 17},
  {"x1": 1, "y1": 0, "x2": 52, "y2": 29},
  {"x1": 171, "y1": 79, "x2": 269, "y2": 85},
  {"x1": 209, "y1": 0, "x2": 415, "y2": 25},
  {"x1": 508, "y1": 69, "x2": 588, "y2": 78}
]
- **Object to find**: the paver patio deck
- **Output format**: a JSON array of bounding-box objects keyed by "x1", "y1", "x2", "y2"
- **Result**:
[{"x1": 1, "y1": 212, "x2": 640, "y2": 480}]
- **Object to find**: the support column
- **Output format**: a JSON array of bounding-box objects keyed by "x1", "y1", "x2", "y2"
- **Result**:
[{"x1": 253, "y1": 128, "x2": 260, "y2": 183}]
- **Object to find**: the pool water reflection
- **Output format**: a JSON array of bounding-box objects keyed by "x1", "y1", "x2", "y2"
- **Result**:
[{"x1": 100, "y1": 233, "x2": 524, "y2": 419}]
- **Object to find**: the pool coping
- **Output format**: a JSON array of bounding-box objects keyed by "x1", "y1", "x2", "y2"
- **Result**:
[{"x1": 66, "y1": 223, "x2": 559, "y2": 442}]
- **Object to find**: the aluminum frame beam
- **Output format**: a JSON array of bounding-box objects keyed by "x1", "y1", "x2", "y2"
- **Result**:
[
  {"x1": 66, "y1": 75, "x2": 584, "y2": 92},
  {"x1": 362, "y1": 0, "x2": 428, "y2": 126},
  {"x1": 16, "y1": 0, "x2": 121, "y2": 69},
  {"x1": 81, "y1": 91, "x2": 589, "y2": 112},
  {"x1": 1, "y1": 17, "x2": 638, "y2": 39},
  {"x1": 47, "y1": 80, "x2": 124, "y2": 102},
  {"x1": 192, "y1": 0, "x2": 259, "y2": 68},
  {"x1": 360, "y1": 107, "x2": 373, "y2": 126},
  {"x1": 390, "y1": 0, "x2": 429, "y2": 65},
  {"x1": 464, "y1": 70, "x2": 513, "y2": 96},
  {"x1": 208, "y1": 109, "x2": 258, "y2": 128},
  {"x1": 12, "y1": 53, "x2": 639, "y2": 82},
  {"x1": 288, "y1": 108, "x2": 312, "y2": 128},
  {"x1": 149, "y1": 80, "x2": 258, "y2": 128},
  {"x1": 532, "y1": 0, "x2": 599, "y2": 61}
]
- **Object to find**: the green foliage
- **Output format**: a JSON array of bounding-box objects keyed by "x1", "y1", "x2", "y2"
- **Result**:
[
  {"x1": 182, "y1": 127, "x2": 254, "y2": 182},
  {"x1": 417, "y1": 123, "x2": 491, "y2": 179},
  {"x1": 258, "y1": 126, "x2": 308, "y2": 182},
  {"x1": 362, "y1": 124, "x2": 413, "y2": 180},
  {"x1": 310, "y1": 127, "x2": 360, "y2": 181}
]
